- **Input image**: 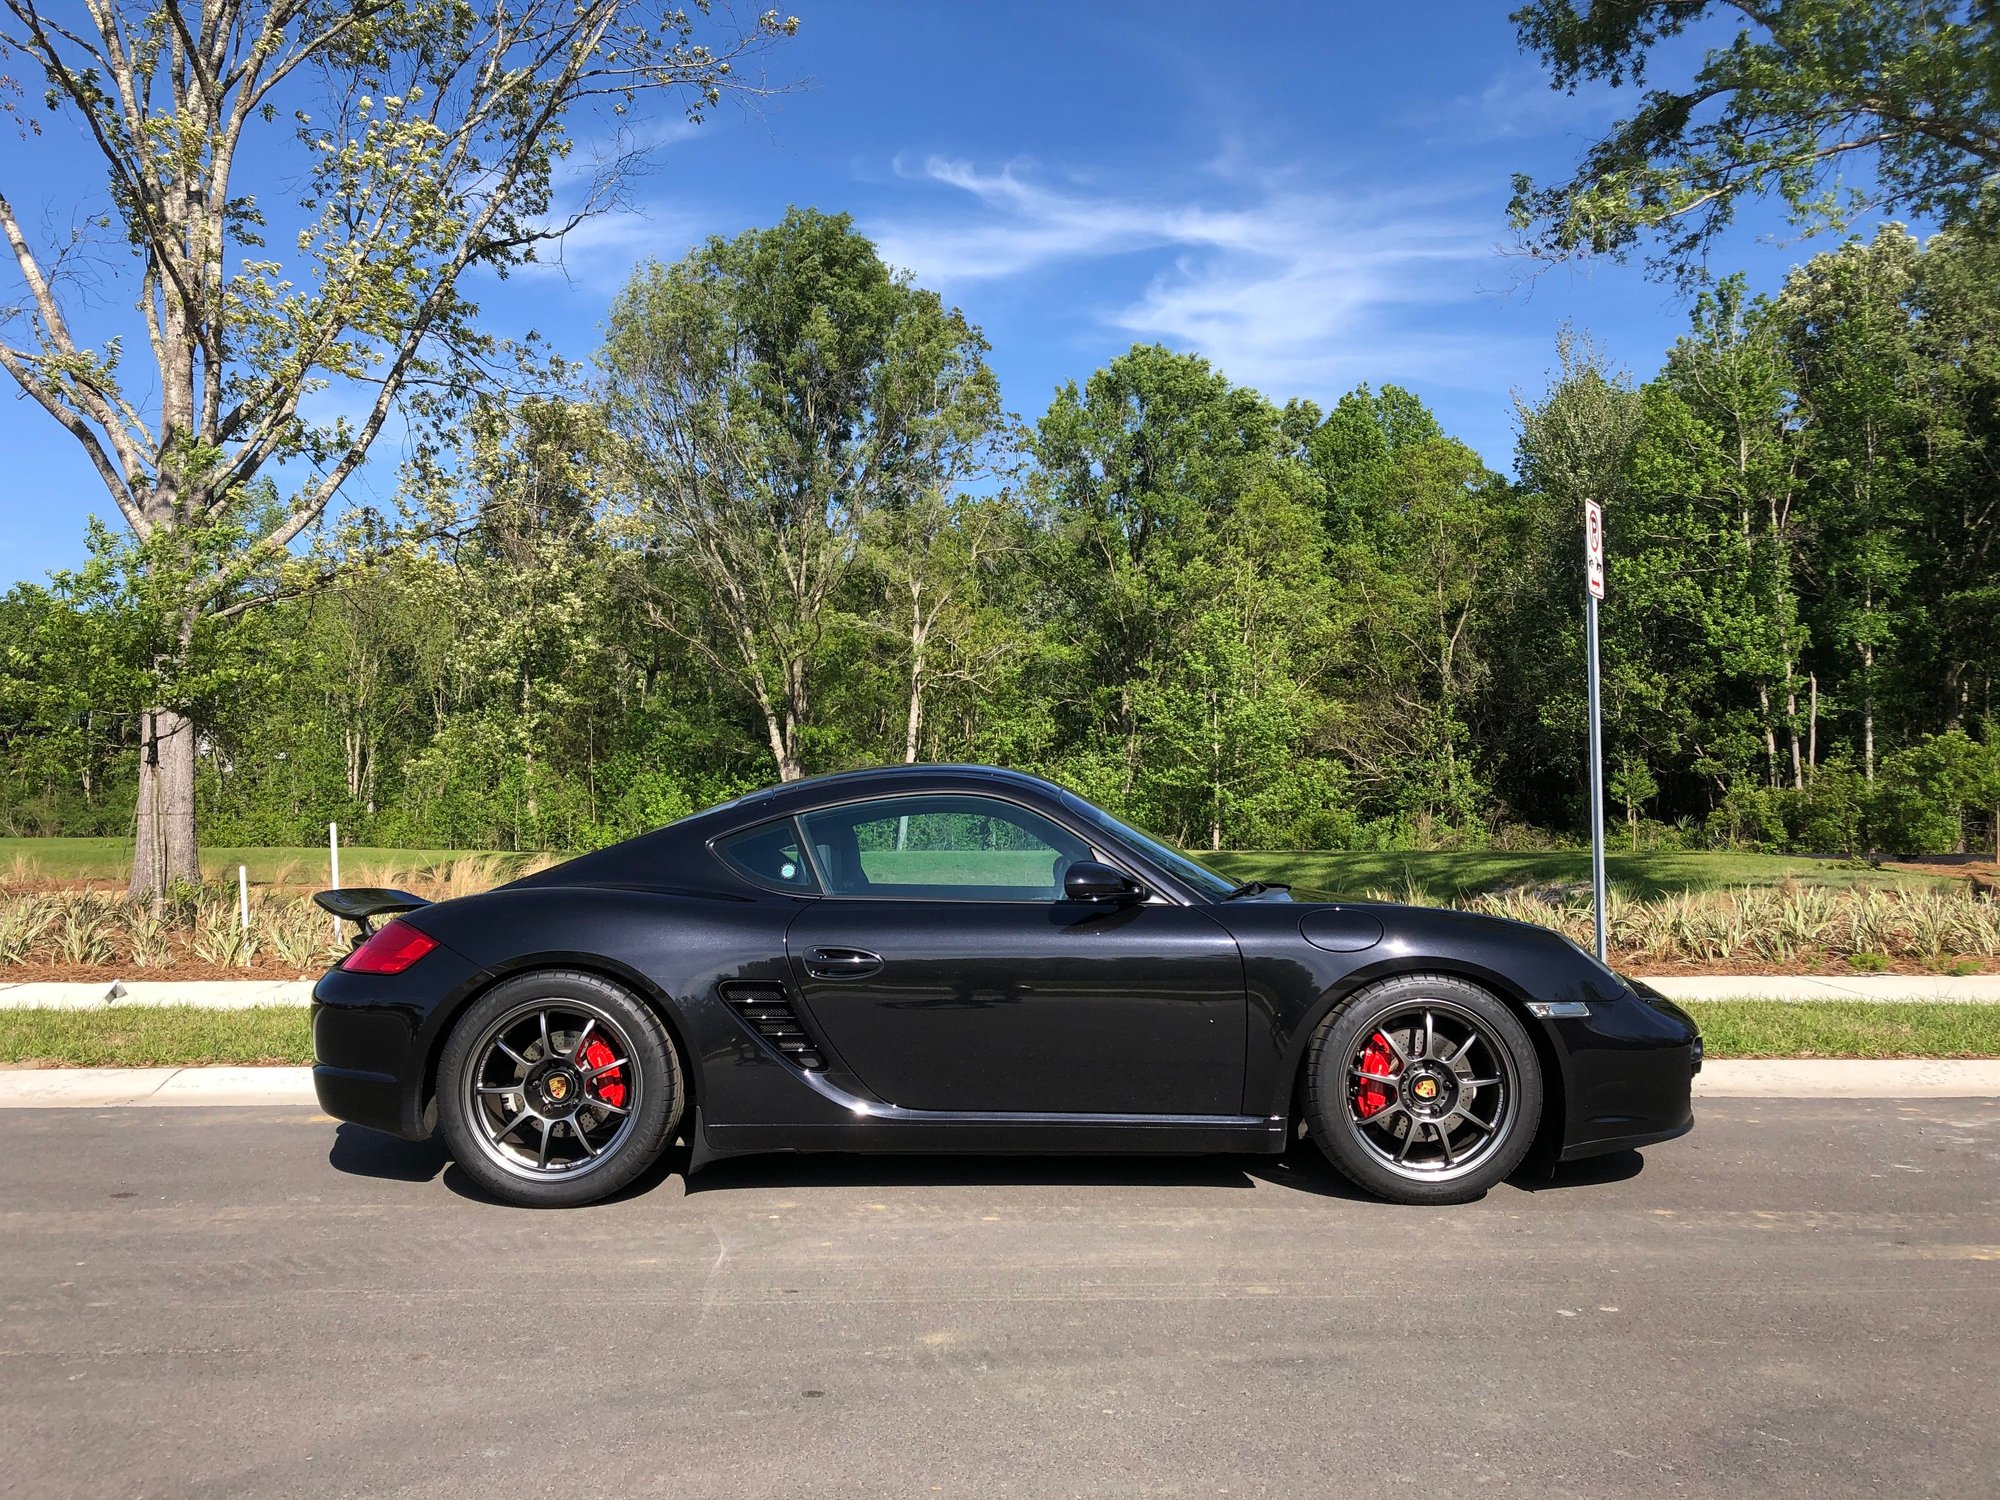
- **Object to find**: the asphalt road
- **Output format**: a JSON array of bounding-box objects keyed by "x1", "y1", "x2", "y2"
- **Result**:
[{"x1": 1, "y1": 1100, "x2": 1996, "y2": 1500}]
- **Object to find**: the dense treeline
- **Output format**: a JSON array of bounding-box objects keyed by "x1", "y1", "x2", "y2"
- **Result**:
[{"x1": 3, "y1": 213, "x2": 1996, "y2": 857}]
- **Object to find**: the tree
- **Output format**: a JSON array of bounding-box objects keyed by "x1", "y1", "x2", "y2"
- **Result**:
[
  {"x1": 1323, "y1": 433, "x2": 1511, "y2": 837},
  {"x1": 1509, "y1": 0, "x2": 2000, "y2": 281},
  {"x1": 1776, "y1": 227, "x2": 1926, "y2": 781},
  {"x1": 1607, "y1": 753, "x2": 1658, "y2": 850},
  {"x1": 1307, "y1": 382, "x2": 1443, "y2": 533},
  {"x1": 1497, "y1": 331, "x2": 1645, "y2": 823},
  {"x1": 1968, "y1": 727, "x2": 2000, "y2": 867},
  {"x1": 600, "y1": 208, "x2": 1000, "y2": 782},
  {"x1": 0, "y1": 0, "x2": 797, "y2": 897},
  {"x1": 1903, "y1": 231, "x2": 2000, "y2": 733},
  {"x1": 1030, "y1": 346, "x2": 1341, "y2": 846},
  {"x1": 863, "y1": 489, "x2": 1020, "y2": 764}
]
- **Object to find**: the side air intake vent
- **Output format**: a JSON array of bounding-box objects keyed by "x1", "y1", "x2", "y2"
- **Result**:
[{"x1": 719, "y1": 981, "x2": 825, "y2": 1070}]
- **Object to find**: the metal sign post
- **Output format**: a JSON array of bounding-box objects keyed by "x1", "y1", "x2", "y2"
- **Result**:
[{"x1": 1584, "y1": 499, "x2": 1609, "y2": 963}]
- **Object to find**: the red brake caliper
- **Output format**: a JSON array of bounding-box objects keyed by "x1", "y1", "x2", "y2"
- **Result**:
[
  {"x1": 1354, "y1": 1031, "x2": 1397, "y2": 1118},
  {"x1": 581, "y1": 1036, "x2": 626, "y2": 1109}
]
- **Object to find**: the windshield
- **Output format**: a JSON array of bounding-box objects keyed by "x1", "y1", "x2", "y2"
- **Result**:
[{"x1": 1059, "y1": 792, "x2": 1237, "y2": 900}]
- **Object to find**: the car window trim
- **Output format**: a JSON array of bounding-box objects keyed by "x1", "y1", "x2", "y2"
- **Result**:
[
  {"x1": 787, "y1": 790, "x2": 1164, "y2": 905},
  {"x1": 708, "y1": 813, "x2": 823, "y2": 897}
]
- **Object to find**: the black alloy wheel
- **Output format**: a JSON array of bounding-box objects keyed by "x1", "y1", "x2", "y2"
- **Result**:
[
  {"x1": 437, "y1": 971, "x2": 683, "y2": 1208},
  {"x1": 1305, "y1": 973, "x2": 1542, "y2": 1205}
]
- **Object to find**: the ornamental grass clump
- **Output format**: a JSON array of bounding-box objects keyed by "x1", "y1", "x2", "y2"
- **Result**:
[
  {"x1": 0, "y1": 868, "x2": 1991, "y2": 974},
  {"x1": 1453, "y1": 883, "x2": 1997, "y2": 967}
]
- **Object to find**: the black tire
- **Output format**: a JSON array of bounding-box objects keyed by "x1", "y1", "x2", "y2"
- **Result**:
[
  {"x1": 1303, "y1": 973, "x2": 1542, "y2": 1205},
  {"x1": 437, "y1": 970, "x2": 684, "y2": 1208}
]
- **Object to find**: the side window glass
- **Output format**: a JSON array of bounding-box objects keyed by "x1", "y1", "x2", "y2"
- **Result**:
[
  {"x1": 714, "y1": 818, "x2": 818, "y2": 893},
  {"x1": 798, "y1": 795, "x2": 1090, "y2": 900}
]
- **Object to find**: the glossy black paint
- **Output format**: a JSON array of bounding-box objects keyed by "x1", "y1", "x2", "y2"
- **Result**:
[
  {"x1": 786, "y1": 900, "x2": 1244, "y2": 1114},
  {"x1": 311, "y1": 764, "x2": 1697, "y2": 1170}
]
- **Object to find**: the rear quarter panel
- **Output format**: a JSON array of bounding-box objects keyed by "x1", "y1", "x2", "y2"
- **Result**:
[{"x1": 403, "y1": 886, "x2": 866, "y2": 1129}]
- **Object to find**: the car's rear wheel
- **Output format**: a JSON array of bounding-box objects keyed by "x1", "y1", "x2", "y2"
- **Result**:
[
  {"x1": 437, "y1": 971, "x2": 683, "y2": 1208},
  {"x1": 1304, "y1": 974, "x2": 1541, "y2": 1205}
]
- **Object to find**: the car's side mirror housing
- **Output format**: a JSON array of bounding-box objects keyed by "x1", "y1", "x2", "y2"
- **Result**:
[{"x1": 1063, "y1": 860, "x2": 1144, "y2": 904}]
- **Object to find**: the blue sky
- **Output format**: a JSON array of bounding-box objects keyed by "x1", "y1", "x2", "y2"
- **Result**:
[{"x1": 1, "y1": 0, "x2": 1901, "y2": 588}]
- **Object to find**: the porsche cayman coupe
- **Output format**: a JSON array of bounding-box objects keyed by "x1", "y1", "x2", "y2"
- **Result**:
[{"x1": 312, "y1": 765, "x2": 1699, "y2": 1208}]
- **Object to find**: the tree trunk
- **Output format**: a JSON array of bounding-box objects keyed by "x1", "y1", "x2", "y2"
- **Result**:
[
  {"x1": 1784, "y1": 667, "x2": 1802, "y2": 789},
  {"x1": 129, "y1": 708, "x2": 200, "y2": 901},
  {"x1": 1210, "y1": 691, "x2": 1223, "y2": 851},
  {"x1": 1808, "y1": 674, "x2": 1819, "y2": 770},
  {"x1": 1758, "y1": 683, "x2": 1778, "y2": 787},
  {"x1": 903, "y1": 611, "x2": 927, "y2": 765},
  {"x1": 1861, "y1": 643, "x2": 1876, "y2": 782}
]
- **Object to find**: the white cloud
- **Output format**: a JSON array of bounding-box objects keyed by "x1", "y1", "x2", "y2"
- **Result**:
[
  {"x1": 1424, "y1": 62, "x2": 1626, "y2": 142},
  {"x1": 867, "y1": 155, "x2": 1528, "y2": 399}
]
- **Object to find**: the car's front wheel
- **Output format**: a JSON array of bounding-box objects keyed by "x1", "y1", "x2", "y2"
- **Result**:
[
  {"x1": 437, "y1": 971, "x2": 684, "y2": 1208},
  {"x1": 1304, "y1": 974, "x2": 1542, "y2": 1205}
]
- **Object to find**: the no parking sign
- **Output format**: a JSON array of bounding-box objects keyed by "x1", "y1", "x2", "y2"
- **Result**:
[{"x1": 1585, "y1": 498, "x2": 1605, "y2": 600}]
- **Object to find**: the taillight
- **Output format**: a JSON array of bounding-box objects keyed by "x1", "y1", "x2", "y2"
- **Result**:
[{"x1": 340, "y1": 918, "x2": 439, "y2": 975}]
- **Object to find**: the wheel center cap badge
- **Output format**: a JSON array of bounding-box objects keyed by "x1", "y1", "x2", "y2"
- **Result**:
[
  {"x1": 1412, "y1": 1077, "x2": 1439, "y2": 1101},
  {"x1": 547, "y1": 1073, "x2": 571, "y2": 1102}
]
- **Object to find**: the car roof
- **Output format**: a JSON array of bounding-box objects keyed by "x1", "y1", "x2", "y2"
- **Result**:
[{"x1": 704, "y1": 764, "x2": 1064, "y2": 824}]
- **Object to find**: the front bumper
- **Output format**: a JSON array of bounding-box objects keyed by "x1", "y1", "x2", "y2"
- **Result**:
[{"x1": 1552, "y1": 978, "x2": 1701, "y2": 1162}]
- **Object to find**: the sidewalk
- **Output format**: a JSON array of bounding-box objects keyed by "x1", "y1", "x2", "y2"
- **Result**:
[
  {"x1": 0, "y1": 979, "x2": 316, "y2": 1009},
  {"x1": 3, "y1": 1059, "x2": 1999, "y2": 1106},
  {"x1": 1645, "y1": 974, "x2": 2000, "y2": 1004},
  {"x1": 3, "y1": 974, "x2": 1997, "y2": 1009}
]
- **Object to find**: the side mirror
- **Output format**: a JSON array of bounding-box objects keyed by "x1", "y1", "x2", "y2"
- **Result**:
[{"x1": 1063, "y1": 860, "x2": 1144, "y2": 904}]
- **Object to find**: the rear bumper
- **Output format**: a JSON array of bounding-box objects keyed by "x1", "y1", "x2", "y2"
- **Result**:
[
  {"x1": 311, "y1": 944, "x2": 485, "y2": 1141},
  {"x1": 312, "y1": 1057, "x2": 428, "y2": 1140}
]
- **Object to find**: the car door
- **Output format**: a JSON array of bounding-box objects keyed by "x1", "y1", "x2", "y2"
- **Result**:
[{"x1": 781, "y1": 792, "x2": 1247, "y2": 1115}]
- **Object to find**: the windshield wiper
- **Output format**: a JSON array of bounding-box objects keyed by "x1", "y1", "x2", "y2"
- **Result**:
[{"x1": 1221, "y1": 879, "x2": 1290, "y2": 900}]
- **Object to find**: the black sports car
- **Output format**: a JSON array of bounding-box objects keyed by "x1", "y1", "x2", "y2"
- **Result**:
[{"x1": 312, "y1": 764, "x2": 1699, "y2": 1208}]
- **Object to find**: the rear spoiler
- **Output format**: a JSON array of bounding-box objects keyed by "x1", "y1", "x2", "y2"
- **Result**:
[{"x1": 312, "y1": 888, "x2": 430, "y2": 941}]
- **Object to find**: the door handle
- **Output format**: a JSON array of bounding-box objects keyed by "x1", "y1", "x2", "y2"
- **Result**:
[{"x1": 804, "y1": 946, "x2": 883, "y2": 981}]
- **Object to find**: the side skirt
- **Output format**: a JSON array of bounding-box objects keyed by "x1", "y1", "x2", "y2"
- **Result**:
[{"x1": 690, "y1": 1107, "x2": 1288, "y2": 1170}]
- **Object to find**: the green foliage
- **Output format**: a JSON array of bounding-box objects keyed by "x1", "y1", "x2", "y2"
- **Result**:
[
  {"x1": 5, "y1": 208, "x2": 1994, "y2": 864},
  {"x1": 600, "y1": 208, "x2": 1000, "y2": 782},
  {"x1": 0, "y1": 1, "x2": 799, "y2": 891},
  {"x1": 1510, "y1": 0, "x2": 2000, "y2": 281},
  {"x1": 1870, "y1": 730, "x2": 1992, "y2": 855}
]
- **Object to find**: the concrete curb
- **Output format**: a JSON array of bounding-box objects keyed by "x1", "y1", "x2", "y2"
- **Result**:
[
  {"x1": 1, "y1": 1060, "x2": 1997, "y2": 1108},
  {"x1": 4, "y1": 974, "x2": 1997, "y2": 1010},
  {"x1": 0, "y1": 1066, "x2": 318, "y2": 1107}
]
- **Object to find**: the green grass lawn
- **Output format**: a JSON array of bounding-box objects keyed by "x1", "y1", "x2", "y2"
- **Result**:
[
  {"x1": 1682, "y1": 1001, "x2": 2000, "y2": 1059},
  {"x1": 0, "y1": 836, "x2": 545, "y2": 888},
  {"x1": 0, "y1": 1005, "x2": 312, "y2": 1066},
  {"x1": 1206, "y1": 848, "x2": 1957, "y2": 901},
  {"x1": 0, "y1": 999, "x2": 1991, "y2": 1067}
]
